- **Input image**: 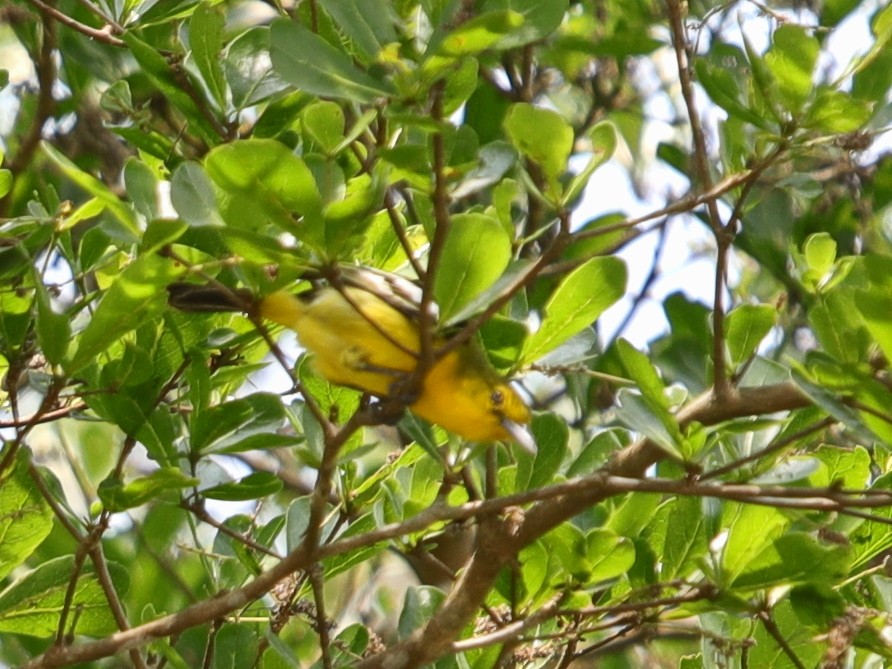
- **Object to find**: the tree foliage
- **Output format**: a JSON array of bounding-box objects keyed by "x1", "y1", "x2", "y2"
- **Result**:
[{"x1": 2, "y1": 0, "x2": 892, "y2": 667}]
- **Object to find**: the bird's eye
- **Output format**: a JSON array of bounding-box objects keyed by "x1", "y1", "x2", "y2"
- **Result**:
[{"x1": 491, "y1": 389, "x2": 504, "y2": 406}]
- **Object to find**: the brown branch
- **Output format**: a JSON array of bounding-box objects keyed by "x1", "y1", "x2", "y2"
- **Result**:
[
  {"x1": 309, "y1": 566, "x2": 333, "y2": 669},
  {"x1": 701, "y1": 416, "x2": 834, "y2": 480},
  {"x1": 0, "y1": 401, "x2": 88, "y2": 428},
  {"x1": 757, "y1": 610, "x2": 808, "y2": 669},
  {"x1": 24, "y1": 0, "x2": 125, "y2": 47},
  {"x1": 354, "y1": 381, "x2": 814, "y2": 668},
  {"x1": 183, "y1": 500, "x2": 282, "y2": 559},
  {"x1": 419, "y1": 81, "x2": 450, "y2": 374},
  {"x1": 0, "y1": 5, "x2": 57, "y2": 216},
  {"x1": 666, "y1": 0, "x2": 731, "y2": 398},
  {"x1": 19, "y1": 380, "x2": 831, "y2": 667}
]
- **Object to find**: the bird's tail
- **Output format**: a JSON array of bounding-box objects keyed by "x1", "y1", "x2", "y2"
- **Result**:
[{"x1": 167, "y1": 283, "x2": 255, "y2": 313}]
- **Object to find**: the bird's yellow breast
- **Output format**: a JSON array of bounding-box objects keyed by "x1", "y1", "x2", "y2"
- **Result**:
[{"x1": 259, "y1": 285, "x2": 530, "y2": 444}]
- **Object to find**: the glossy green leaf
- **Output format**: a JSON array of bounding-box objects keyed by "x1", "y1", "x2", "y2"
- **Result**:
[
  {"x1": 749, "y1": 600, "x2": 826, "y2": 668},
  {"x1": 202, "y1": 471, "x2": 284, "y2": 501},
  {"x1": 434, "y1": 212, "x2": 512, "y2": 319},
  {"x1": 804, "y1": 87, "x2": 873, "y2": 133},
  {"x1": 732, "y1": 532, "x2": 850, "y2": 590},
  {"x1": 481, "y1": 0, "x2": 567, "y2": 48},
  {"x1": 520, "y1": 256, "x2": 626, "y2": 364},
  {"x1": 398, "y1": 586, "x2": 447, "y2": 638},
  {"x1": 190, "y1": 392, "x2": 298, "y2": 454},
  {"x1": 503, "y1": 102, "x2": 573, "y2": 187},
  {"x1": 585, "y1": 528, "x2": 636, "y2": 583},
  {"x1": 318, "y1": 0, "x2": 397, "y2": 61},
  {"x1": 98, "y1": 467, "x2": 198, "y2": 512},
  {"x1": 662, "y1": 496, "x2": 707, "y2": 581},
  {"x1": 204, "y1": 138, "x2": 322, "y2": 235},
  {"x1": 189, "y1": 1, "x2": 227, "y2": 108},
  {"x1": 32, "y1": 275, "x2": 70, "y2": 366},
  {"x1": 765, "y1": 25, "x2": 819, "y2": 113},
  {"x1": 122, "y1": 33, "x2": 219, "y2": 145},
  {"x1": 563, "y1": 122, "x2": 618, "y2": 205},
  {"x1": 435, "y1": 10, "x2": 524, "y2": 57},
  {"x1": 721, "y1": 502, "x2": 789, "y2": 586},
  {"x1": 270, "y1": 18, "x2": 395, "y2": 103},
  {"x1": 694, "y1": 58, "x2": 769, "y2": 129},
  {"x1": 0, "y1": 452, "x2": 53, "y2": 581},
  {"x1": 725, "y1": 304, "x2": 776, "y2": 367},
  {"x1": 804, "y1": 232, "x2": 837, "y2": 279},
  {"x1": 224, "y1": 27, "x2": 289, "y2": 109},
  {"x1": 613, "y1": 388, "x2": 683, "y2": 460},
  {"x1": 302, "y1": 101, "x2": 346, "y2": 155},
  {"x1": 67, "y1": 254, "x2": 182, "y2": 373},
  {"x1": 41, "y1": 142, "x2": 139, "y2": 238},
  {"x1": 515, "y1": 413, "x2": 568, "y2": 491},
  {"x1": 171, "y1": 162, "x2": 223, "y2": 227},
  {"x1": 0, "y1": 556, "x2": 129, "y2": 637}
]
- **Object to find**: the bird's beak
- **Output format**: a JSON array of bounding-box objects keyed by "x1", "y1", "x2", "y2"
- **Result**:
[{"x1": 501, "y1": 418, "x2": 537, "y2": 456}]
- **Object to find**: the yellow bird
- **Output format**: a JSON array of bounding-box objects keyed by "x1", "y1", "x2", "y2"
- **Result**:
[{"x1": 168, "y1": 267, "x2": 535, "y2": 453}]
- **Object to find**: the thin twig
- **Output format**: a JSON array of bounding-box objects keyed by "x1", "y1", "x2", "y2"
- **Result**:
[
  {"x1": 24, "y1": 0, "x2": 125, "y2": 47},
  {"x1": 666, "y1": 0, "x2": 731, "y2": 398}
]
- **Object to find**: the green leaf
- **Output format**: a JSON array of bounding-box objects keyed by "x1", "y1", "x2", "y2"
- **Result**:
[
  {"x1": 803, "y1": 232, "x2": 837, "y2": 279},
  {"x1": 749, "y1": 600, "x2": 826, "y2": 668},
  {"x1": 517, "y1": 540, "x2": 549, "y2": 602},
  {"x1": 434, "y1": 212, "x2": 512, "y2": 319},
  {"x1": 858, "y1": 289, "x2": 892, "y2": 364},
  {"x1": 41, "y1": 142, "x2": 140, "y2": 238},
  {"x1": 318, "y1": 0, "x2": 397, "y2": 61},
  {"x1": 224, "y1": 27, "x2": 289, "y2": 109},
  {"x1": 451, "y1": 141, "x2": 517, "y2": 199},
  {"x1": 322, "y1": 513, "x2": 387, "y2": 579},
  {"x1": 302, "y1": 101, "x2": 346, "y2": 155},
  {"x1": 270, "y1": 18, "x2": 395, "y2": 103},
  {"x1": 792, "y1": 368, "x2": 879, "y2": 445},
  {"x1": 725, "y1": 304, "x2": 776, "y2": 367},
  {"x1": 67, "y1": 255, "x2": 182, "y2": 373},
  {"x1": 503, "y1": 102, "x2": 573, "y2": 188},
  {"x1": 732, "y1": 532, "x2": 850, "y2": 590},
  {"x1": 32, "y1": 274, "x2": 71, "y2": 366},
  {"x1": 515, "y1": 413, "x2": 568, "y2": 490},
  {"x1": 585, "y1": 528, "x2": 636, "y2": 583},
  {"x1": 123, "y1": 158, "x2": 159, "y2": 223},
  {"x1": 480, "y1": 0, "x2": 567, "y2": 48},
  {"x1": 0, "y1": 451, "x2": 53, "y2": 581},
  {"x1": 0, "y1": 556, "x2": 129, "y2": 637},
  {"x1": 765, "y1": 24, "x2": 819, "y2": 113},
  {"x1": 662, "y1": 496, "x2": 707, "y2": 581},
  {"x1": 204, "y1": 138, "x2": 322, "y2": 236},
  {"x1": 616, "y1": 338, "x2": 668, "y2": 410},
  {"x1": 398, "y1": 586, "x2": 447, "y2": 639},
  {"x1": 190, "y1": 392, "x2": 298, "y2": 454},
  {"x1": 808, "y1": 292, "x2": 868, "y2": 363},
  {"x1": 563, "y1": 122, "x2": 617, "y2": 205},
  {"x1": 0, "y1": 169, "x2": 12, "y2": 198},
  {"x1": 98, "y1": 468, "x2": 199, "y2": 512},
  {"x1": 434, "y1": 10, "x2": 524, "y2": 57},
  {"x1": 803, "y1": 87, "x2": 873, "y2": 133},
  {"x1": 694, "y1": 58, "x2": 770, "y2": 129},
  {"x1": 811, "y1": 444, "x2": 870, "y2": 489},
  {"x1": 613, "y1": 388, "x2": 683, "y2": 460},
  {"x1": 520, "y1": 256, "x2": 626, "y2": 364},
  {"x1": 721, "y1": 502, "x2": 789, "y2": 586},
  {"x1": 171, "y1": 162, "x2": 223, "y2": 227},
  {"x1": 189, "y1": 1, "x2": 227, "y2": 109},
  {"x1": 202, "y1": 472, "x2": 284, "y2": 501},
  {"x1": 122, "y1": 33, "x2": 219, "y2": 145}
]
